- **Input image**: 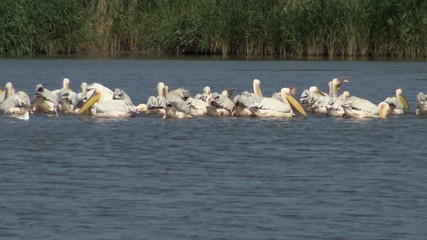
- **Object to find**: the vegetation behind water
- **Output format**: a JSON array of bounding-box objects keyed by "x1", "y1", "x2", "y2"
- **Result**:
[{"x1": 1, "y1": 0, "x2": 426, "y2": 57}]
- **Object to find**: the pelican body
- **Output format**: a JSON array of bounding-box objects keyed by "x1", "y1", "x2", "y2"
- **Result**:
[
  {"x1": 164, "y1": 87, "x2": 192, "y2": 119},
  {"x1": 416, "y1": 92, "x2": 427, "y2": 115},
  {"x1": 384, "y1": 89, "x2": 409, "y2": 115},
  {"x1": 232, "y1": 79, "x2": 263, "y2": 117},
  {"x1": 209, "y1": 90, "x2": 235, "y2": 116},
  {"x1": 341, "y1": 91, "x2": 389, "y2": 119},
  {"x1": 249, "y1": 88, "x2": 306, "y2": 117},
  {"x1": 33, "y1": 84, "x2": 59, "y2": 116},
  {"x1": 0, "y1": 82, "x2": 31, "y2": 120}
]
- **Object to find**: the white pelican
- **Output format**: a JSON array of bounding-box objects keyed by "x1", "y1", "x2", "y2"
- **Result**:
[
  {"x1": 384, "y1": 89, "x2": 409, "y2": 114},
  {"x1": 186, "y1": 86, "x2": 216, "y2": 116},
  {"x1": 186, "y1": 97, "x2": 209, "y2": 116},
  {"x1": 249, "y1": 88, "x2": 307, "y2": 117},
  {"x1": 76, "y1": 83, "x2": 137, "y2": 117},
  {"x1": 232, "y1": 79, "x2": 263, "y2": 116},
  {"x1": 208, "y1": 89, "x2": 235, "y2": 116},
  {"x1": 146, "y1": 82, "x2": 168, "y2": 115},
  {"x1": 415, "y1": 92, "x2": 427, "y2": 115},
  {"x1": 325, "y1": 97, "x2": 346, "y2": 117},
  {"x1": 0, "y1": 82, "x2": 31, "y2": 120},
  {"x1": 112, "y1": 87, "x2": 147, "y2": 113},
  {"x1": 341, "y1": 91, "x2": 390, "y2": 118},
  {"x1": 325, "y1": 78, "x2": 349, "y2": 117},
  {"x1": 164, "y1": 86, "x2": 192, "y2": 119},
  {"x1": 33, "y1": 84, "x2": 59, "y2": 116},
  {"x1": 194, "y1": 86, "x2": 211, "y2": 102},
  {"x1": 300, "y1": 86, "x2": 329, "y2": 114},
  {"x1": 53, "y1": 78, "x2": 79, "y2": 113}
]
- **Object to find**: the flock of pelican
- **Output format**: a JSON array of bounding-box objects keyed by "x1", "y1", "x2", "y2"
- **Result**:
[{"x1": 0, "y1": 77, "x2": 426, "y2": 121}]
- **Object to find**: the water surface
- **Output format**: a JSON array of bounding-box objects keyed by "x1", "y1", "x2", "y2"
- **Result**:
[{"x1": 0, "y1": 59, "x2": 426, "y2": 239}]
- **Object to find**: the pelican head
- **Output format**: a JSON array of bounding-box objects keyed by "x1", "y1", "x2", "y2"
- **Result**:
[
  {"x1": 34, "y1": 84, "x2": 45, "y2": 97},
  {"x1": 342, "y1": 91, "x2": 351, "y2": 102},
  {"x1": 253, "y1": 79, "x2": 263, "y2": 97},
  {"x1": 136, "y1": 103, "x2": 148, "y2": 112},
  {"x1": 309, "y1": 86, "x2": 325, "y2": 97},
  {"x1": 281, "y1": 88, "x2": 307, "y2": 116},
  {"x1": 332, "y1": 77, "x2": 350, "y2": 87},
  {"x1": 157, "y1": 82, "x2": 167, "y2": 97},
  {"x1": 221, "y1": 88, "x2": 235, "y2": 98},
  {"x1": 63, "y1": 78, "x2": 71, "y2": 90},
  {"x1": 395, "y1": 88, "x2": 409, "y2": 110},
  {"x1": 203, "y1": 86, "x2": 211, "y2": 95},
  {"x1": 80, "y1": 82, "x2": 88, "y2": 100},
  {"x1": 113, "y1": 88, "x2": 125, "y2": 100}
]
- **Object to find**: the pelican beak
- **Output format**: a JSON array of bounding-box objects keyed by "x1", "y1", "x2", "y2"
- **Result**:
[
  {"x1": 0, "y1": 88, "x2": 3, "y2": 95},
  {"x1": 335, "y1": 79, "x2": 350, "y2": 92},
  {"x1": 77, "y1": 90, "x2": 100, "y2": 115},
  {"x1": 398, "y1": 93, "x2": 409, "y2": 110},
  {"x1": 285, "y1": 94, "x2": 307, "y2": 117},
  {"x1": 254, "y1": 86, "x2": 263, "y2": 97}
]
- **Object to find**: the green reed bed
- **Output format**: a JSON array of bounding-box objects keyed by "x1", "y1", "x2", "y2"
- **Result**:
[{"x1": 0, "y1": 0, "x2": 426, "y2": 57}]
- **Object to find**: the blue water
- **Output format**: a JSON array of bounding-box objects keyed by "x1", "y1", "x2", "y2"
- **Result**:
[{"x1": 0, "y1": 58, "x2": 426, "y2": 239}]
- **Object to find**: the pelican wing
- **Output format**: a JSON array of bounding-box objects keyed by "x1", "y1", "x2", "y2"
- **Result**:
[
  {"x1": 343, "y1": 96, "x2": 379, "y2": 114},
  {"x1": 300, "y1": 89, "x2": 331, "y2": 113},
  {"x1": 0, "y1": 97, "x2": 16, "y2": 112},
  {"x1": 34, "y1": 84, "x2": 59, "y2": 104},
  {"x1": 166, "y1": 88, "x2": 191, "y2": 103},
  {"x1": 15, "y1": 91, "x2": 31, "y2": 107},
  {"x1": 233, "y1": 91, "x2": 261, "y2": 107},
  {"x1": 271, "y1": 91, "x2": 282, "y2": 101},
  {"x1": 253, "y1": 97, "x2": 290, "y2": 113},
  {"x1": 87, "y1": 83, "x2": 114, "y2": 102},
  {"x1": 212, "y1": 93, "x2": 234, "y2": 112},
  {"x1": 167, "y1": 99, "x2": 191, "y2": 115},
  {"x1": 186, "y1": 97, "x2": 208, "y2": 110},
  {"x1": 95, "y1": 100, "x2": 137, "y2": 114},
  {"x1": 113, "y1": 88, "x2": 134, "y2": 105},
  {"x1": 147, "y1": 96, "x2": 158, "y2": 109},
  {"x1": 384, "y1": 96, "x2": 403, "y2": 113},
  {"x1": 0, "y1": 91, "x2": 31, "y2": 113},
  {"x1": 147, "y1": 96, "x2": 167, "y2": 109}
]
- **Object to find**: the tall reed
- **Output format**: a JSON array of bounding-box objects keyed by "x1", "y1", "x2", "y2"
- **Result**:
[{"x1": 0, "y1": 0, "x2": 426, "y2": 57}]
